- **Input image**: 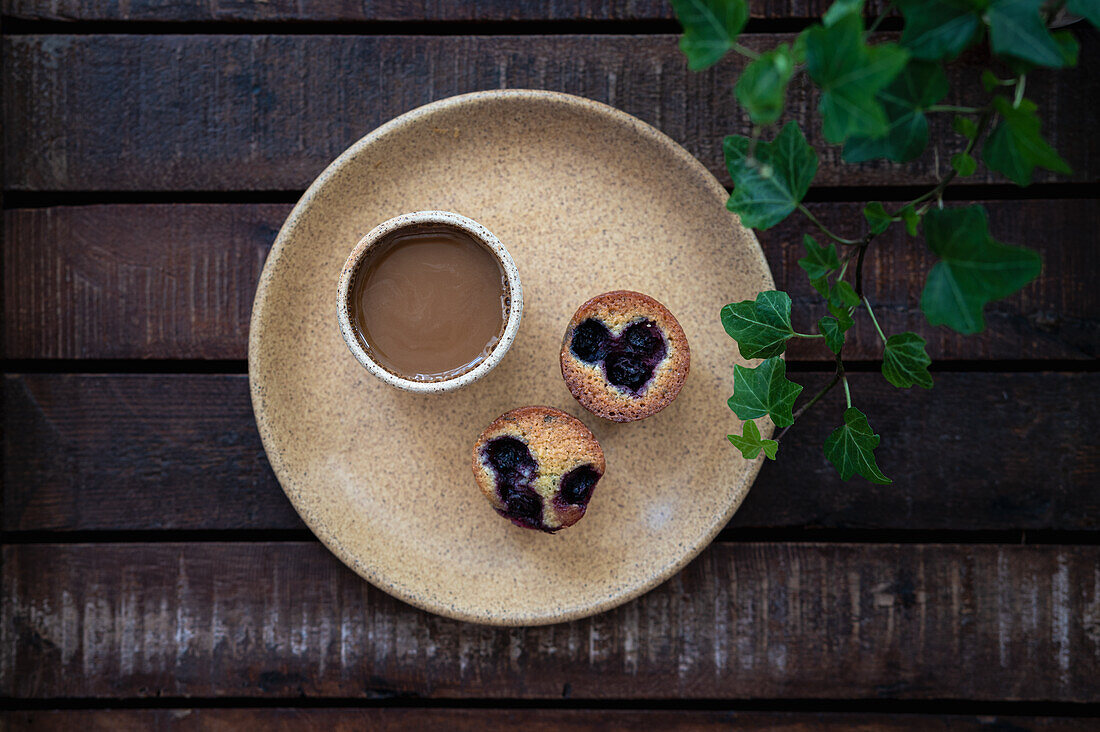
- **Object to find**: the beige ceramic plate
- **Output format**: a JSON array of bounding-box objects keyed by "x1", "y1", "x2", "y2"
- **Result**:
[{"x1": 249, "y1": 90, "x2": 774, "y2": 626}]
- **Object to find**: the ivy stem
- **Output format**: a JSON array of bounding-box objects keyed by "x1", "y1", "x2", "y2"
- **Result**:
[
  {"x1": 849, "y1": 107, "x2": 993, "y2": 315},
  {"x1": 854, "y1": 243, "x2": 869, "y2": 298},
  {"x1": 731, "y1": 41, "x2": 760, "y2": 61},
  {"x1": 798, "y1": 204, "x2": 861, "y2": 245},
  {"x1": 836, "y1": 257, "x2": 851, "y2": 283},
  {"x1": 793, "y1": 331, "x2": 825, "y2": 339},
  {"x1": 842, "y1": 375, "x2": 852, "y2": 408},
  {"x1": 865, "y1": 2, "x2": 893, "y2": 36},
  {"x1": 927, "y1": 104, "x2": 982, "y2": 113},
  {"x1": 864, "y1": 297, "x2": 887, "y2": 343},
  {"x1": 893, "y1": 108, "x2": 993, "y2": 216},
  {"x1": 775, "y1": 370, "x2": 840, "y2": 442},
  {"x1": 1014, "y1": 74, "x2": 1027, "y2": 107}
]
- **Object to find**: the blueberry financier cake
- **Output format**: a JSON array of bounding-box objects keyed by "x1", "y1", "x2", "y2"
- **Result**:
[
  {"x1": 472, "y1": 406, "x2": 606, "y2": 533},
  {"x1": 560, "y1": 290, "x2": 690, "y2": 422}
]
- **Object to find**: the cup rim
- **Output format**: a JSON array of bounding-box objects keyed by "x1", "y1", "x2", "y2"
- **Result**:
[{"x1": 337, "y1": 210, "x2": 524, "y2": 393}]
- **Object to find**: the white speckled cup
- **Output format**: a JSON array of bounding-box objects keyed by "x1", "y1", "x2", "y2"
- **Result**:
[{"x1": 337, "y1": 211, "x2": 523, "y2": 393}]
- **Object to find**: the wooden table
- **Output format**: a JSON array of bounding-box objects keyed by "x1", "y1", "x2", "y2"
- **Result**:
[{"x1": 2, "y1": 2, "x2": 1098, "y2": 728}]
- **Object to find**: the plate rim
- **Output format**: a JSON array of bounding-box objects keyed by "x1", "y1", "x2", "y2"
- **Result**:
[{"x1": 248, "y1": 88, "x2": 775, "y2": 626}]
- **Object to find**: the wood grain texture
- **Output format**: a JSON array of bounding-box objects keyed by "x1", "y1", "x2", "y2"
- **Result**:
[
  {"x1": 3, "y1": 34, "x2": 1095, "y2": 191},
  {"x1": 6, "y1": 200, "x2": 1095, "y2": 361},
  {"x1": 5, "y1": 372, "x2": 1097, "y2": 532},
  {"x1": 2, "y1": 374, "x2": 291, "y2": 532},
  {"x1": 0, "y1": 0, "x2": 883, "y2": 22},
  {"x1": 3, "y1": 204, "x2": 281, "y2": 359},
  {"x1": 3, "y1": 709, "x2": 1097, "y2": 732},
  {"x1": 4, "y1": 542, "x2": 1099, "y2": 700},
  {"x1": 776, "y1": 202, "x2": 1099, "y2": 362}
]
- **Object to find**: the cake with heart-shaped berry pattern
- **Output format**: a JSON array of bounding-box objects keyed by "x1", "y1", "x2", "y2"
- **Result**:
[{"x1": 560, "y1": 290, "x2": 690, "y2": 422}]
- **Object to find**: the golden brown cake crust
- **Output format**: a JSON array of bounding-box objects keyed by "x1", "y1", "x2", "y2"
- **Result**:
[
  {"x1": 471, "y1": 406, "x2": 606, "y2": 532},
  {"x1": 560, "y1": 290, "x2": 690, "y2": 422}
]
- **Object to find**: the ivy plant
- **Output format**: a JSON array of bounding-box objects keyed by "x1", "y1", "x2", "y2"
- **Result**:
[{"x1": 670, "y1": 0, "x2": 1090, "y2": 482}]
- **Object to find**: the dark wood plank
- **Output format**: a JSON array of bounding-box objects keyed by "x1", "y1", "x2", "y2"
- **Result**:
[
  {"x1": 6, "y1": 200, "x2": 1095, "y2": 361},
  {"x1": 0, "y1": 0, "x2": 881, "y2": 22},
  {"x1": 741, "y1": 371, "x2": 1100, "y2": 532},
  {"x1": 2, "y1": 204, "x2": 281, "y2": 360},
  {"x1": 777, "y1": 202, "x2": 1099, "y2": 362},
  {"x1": 2, "y1": 374, "x2": 296, "y2": 532},
  {"x1": 2, "y1": 709, "x2": 1096, "y2": 731},
  {"x1": 5, "y1": 372, "x2": 1097, "y2": 532},
  {"x1": 3, "y1": 34, "x2": 1095, "y2": 191},
  {"x1": 3, "y1": 542, "x2": 1098, "y2": 700}
]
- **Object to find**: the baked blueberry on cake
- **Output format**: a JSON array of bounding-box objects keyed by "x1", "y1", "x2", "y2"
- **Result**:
[
  {"x1": 472, "y1": 406, "x2": 606, "y2": 533},
  {"x1": 561, "y1": 290, "x2": 690, "y2": 422}
]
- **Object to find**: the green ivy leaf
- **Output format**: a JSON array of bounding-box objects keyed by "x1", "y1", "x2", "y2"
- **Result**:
[
  {"x1": 735, "y1": 44, "x2": 796, "y2": 125},
  {"x1": 953, "y1": 114, "x2": 979, "y2": 139},
  {"x1": 832, "y1": 280, "x2": 861, "y2": 307},
  {"x1": 1052, "y1": 30, "x2": 1080, "y2": 66},
  {"x1": 724, "y1": 122, "x2": 819, "y2": 229},
  {"x1": 920, "y1": 205, "x2": 1042, "y2": 333},
  {"x1": 804, "y1": 13, "x2": 909, "y2": 144},
  {"x1": 728, "y1": 357, "x2": 804, "y2": 427},
  {"x1": 899, "y1": 61, "x2": 953, "y2": 106},
  {"x1": 895, "y1": 0, "x2": 985, "y2": 61},
  {"x1": 981, "y1": 69, "x2": 1003, "y2": 92},
  {"x1": 828, "y1": 302, "x2": 855, "y2": 331},
  {"x1": 810, "y1": 276, "x2": 831, "y2": 299},
  {"x1": 728, "y1": 419, "x2": 779, "y2": 460},
  {"x1": 881, "y1": 332, "x2": 934, "y2": 389},
  {"x1": 843, "y1": 60, "x2": 949, "y2": 163},
  {"x1": 791, "y1": 28, "x2": 809, "y2": 63},
  {"x1": 898, "y1": 204, "x2": 921, "y2": 236},
  {"x1": 721, "y1": 290, "x2": 796, "y2": 358},
  {"x1": 988, "y1": 0, "x2": 1070, "y2": 68},
  {"x1": 982, "y1": 97, "x2": 1071, "y2": 186},
  {"x1": 951, "y1": 152, "x2": 978, "y2": 176},
  {"x1": 671, "y1": 0, "x2": 750, "y2": 70},
  {"x1": 823, "y1": 0, "x2": 864, "y2": 26},
  {"x1": 997, "y1": 27, "x2": 1079, "y2": 70},
  {"x1": 798, "y1": 234, "x2": 841, "y2": 280},
  {"x1": 1067, "y1": 0, "x2": 1100, "y2": 28},
  {"x1": 816, "y1": 279, "x2": 859, "y2": 332},
  {"x1": 824, "y1": 407, "x2": 892, "y2": 484},
  {"x1": 819, "y1": 316, "x2": 846, "y2": 354},
  {"x1": 1005, "y1": 56, "x2": 1036, "y2": 77},
  {"x1": 816, "y1": 281, "x2": 860, "y2": 331},
  {"x1": 863, "y1": 201, "x2": 893, "y2": 234}
]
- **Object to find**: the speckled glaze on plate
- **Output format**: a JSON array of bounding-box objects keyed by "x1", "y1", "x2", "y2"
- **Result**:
[{"x1": 249, "y1": 90, "x2": 775, "y2": 626}]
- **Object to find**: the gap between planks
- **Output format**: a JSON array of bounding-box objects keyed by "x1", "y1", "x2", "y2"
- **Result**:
[
  {"x1": 4, "y1": 183, "x2": 1099, "y2": 209},
  {"x1": 2, "y1": 698, "x2": 1100, "y2": 715},
  {"x1": 3, "y1": 529, "x2": 1100, "y2": 546},
  {"x1": 0, "y1": 18, "x2": 825, "y2": 37},
  {"x1": 3, "y1": 360, "x2": 1099, "y2": 374}
]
